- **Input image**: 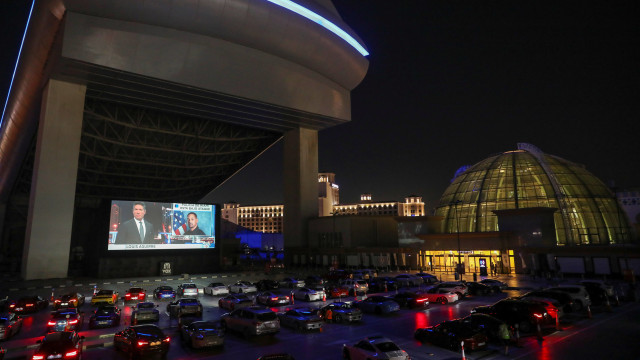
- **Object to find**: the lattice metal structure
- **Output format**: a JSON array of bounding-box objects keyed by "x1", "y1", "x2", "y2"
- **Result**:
[{"x1": 10, "y1": 98, "x2": 281, "y2": 204}]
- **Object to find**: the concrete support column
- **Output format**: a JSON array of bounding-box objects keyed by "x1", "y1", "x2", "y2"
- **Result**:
[
  {"x1": 283, "y1": 127, "x2": 318, "y2": 250},
  {"x1": 22, "y1": 79, "x2": 86, "y2": 280}
]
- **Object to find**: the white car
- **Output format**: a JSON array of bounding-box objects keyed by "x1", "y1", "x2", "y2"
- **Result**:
[
  {"x1": 343, "y1": 336, "x2": 410, "y2": 360},
  {"x1": 422, "y1": 287, "x2": 459, "y2": 305},
  {"x1": 547, "y1": 285, "x2": 591, "y2": 310},
  {"x1": 293, "y1": 287, "x2": 326, "y2": 302},
  {"x1": 434, "y1": 281, "x2": 469, "y2": 297},
  {"x1": 204, "y1": 282, "x2": 229, "y2": 296},
  {"x1": 228, "y1": 281, "x2": 258, "y2": 294}
]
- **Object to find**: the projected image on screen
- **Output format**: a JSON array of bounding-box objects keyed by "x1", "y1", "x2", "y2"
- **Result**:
[{"x1": 108, "y1": 200, "x2": 216, "y2": 250}]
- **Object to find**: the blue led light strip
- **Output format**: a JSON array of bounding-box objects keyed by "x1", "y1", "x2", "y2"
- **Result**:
[
  {"x1": 266, "y1": 0, "x2": 369, "y2": 56},
  {"x1": 1, "y1": 0, "x2": 36, "y2": 131}
]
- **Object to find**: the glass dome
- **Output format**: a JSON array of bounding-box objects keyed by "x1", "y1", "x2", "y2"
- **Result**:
[{"x1": 435, "y1": 143, "x2": 632, "y2": 246}]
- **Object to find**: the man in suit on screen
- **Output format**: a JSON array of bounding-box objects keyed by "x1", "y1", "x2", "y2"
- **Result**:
[{"x1": 116, "y1": 201, "x2": 158, "y2": 244}]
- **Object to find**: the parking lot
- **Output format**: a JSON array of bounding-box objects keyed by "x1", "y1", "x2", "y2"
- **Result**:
[{"x1": 0, "y1": 269, "x2": 638, "y2": 359}]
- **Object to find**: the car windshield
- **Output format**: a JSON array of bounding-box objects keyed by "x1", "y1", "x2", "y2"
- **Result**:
[
  {"x1": 375, "y1": 341, "x2": 401, "y2": 352},
  {"x1": 180, "y1": 299, "x2": 199, "y2": 305},
  {"x1": 53, "y1": 310, "x2": 77, "y2": 318},
  {"x1": 96, "y1": 290, "x2": 113, "y2": 296},
  {"x1": 158, "y1": 286, "x2": 172, "y2": 291},
  {"x1": 256, "y1": 312, "x2": 277, "y2": 321},
  {"x1": 129, "y1": 288, "x2": 144, "y2": 293},
  {"x1": 234, "y1": 295, "x2": 250, "y2": 300},
  {"x1": 138, "y1": 303, "x2": 154, "y2": 309},
  {"x1": 183, "y1": 284, "x2": 197, "y2": 289},
  {"x1": 210, "y1": 283, "x2": 224, "y2": 287},
  {"x1": 96, "y1": 307, "x2": 115, "y2": 315}
]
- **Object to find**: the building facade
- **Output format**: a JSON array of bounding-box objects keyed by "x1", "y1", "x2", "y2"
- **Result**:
[{"x1": 222, "y1": 173, "x2": 425, "y2": 233}]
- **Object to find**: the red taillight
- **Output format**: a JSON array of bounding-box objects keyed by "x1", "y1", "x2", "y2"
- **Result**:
[
  {"x1": 137, "y1": 340, "x2": 148, "y2": 347},
  {"x1": 271, "y1": 297, "x2": 278, "y2": 301},
  {"x1": 68, "y1": 319, "x2": 78, "y2": 325},
  {"x1": 64, "y1": 350, "x2": 78, "y2": 358},
  {"x1": 416, "y1": 298, "x2": 428, "y2": 302},
  {"x1": 55, "y1": 300, "x2": 61, "y2": 304},
  {"x1": 253, "y1": 321, "x2": 263, "y2": 326},
  {"x1": 32, "y1": 355, "x2": 45, "y2": 360},
  {"x1": 125, "y1": 294, "x2": 131, "y2": 299},
  {"x1": 47, "y1": 321, "x2": 57, "y2": 326},
  {"x1": 533, "y1": 313, "x2": 543, "y2": 318},
  {"x1": 9, "y1": 304, "x2": 15, "y2": 308},
  {"x1": 26, "y1": 304, "x2": 34, "y2": 307},
  {"x1": 162, "y1": 336, "x2": 170, "y2": 343}
]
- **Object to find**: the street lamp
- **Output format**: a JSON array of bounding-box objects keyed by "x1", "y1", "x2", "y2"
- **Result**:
[{"x1": 450, "y1": 200, "x2": 463, "y2": 276}]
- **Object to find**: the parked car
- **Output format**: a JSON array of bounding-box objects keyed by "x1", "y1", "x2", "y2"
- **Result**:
[
  {"x1": 277, "y1": 307, "x2": 323, "y2": 331},
  {"x1": 48, "y1": 309, "x2": 81, "y2": 335},
  {"x1": 153, "y1": 285, "x2": 176, "y2": 300},
  {"x1": 421, "y1": 287, "x2": 459, "y2": 305},
  {"x1": 367, "y1": 277, "x2": 398, "y2": 292},
  {"x1": 471, "y1": 299, "x2": 551, "y2": 333},
  {"x1": 415, "y1": 272, "x2": 439, "y2": 284},
  {"x1": 318, "y1": 285, "x2": 343, "y2": 299},
  {"x1": 415, "y1": 320, "x2": 488, "y2": 351},
  {"x1": 293, "y1": 287, "x2": 326, "y2": 302},
  {"x1": 114, "y1": 325, "x2": 170, "y2": 358},
  {"x1": 254, "y1": 279, "x2": 280, "y2": 292},
  {"x1": 228, "y1": 281, "x2": 258, "y2": 294},
  {"x1": 354, "y1": 296, "x2": 400, "y2": 315},
  {"x1": 391, "y1": 291, "x2": 430, "y2": 308},
  {"x1": 32, "y1": 331, "x2": 84, "y2": 360},
  {"x1": 204, "y1": 282, "x2": 230, "y2": 296},
  {"x1": 479, "y1": 278, "x2": 508, "y2": 292},
  {"x1": 343, "y1": 336, "x2": 410, "y2": 360},
  {"x1": 547, "y1": 285, "x2": 591, "y2": 311},
  {"x1": 47, "y1": 309, "x2": 84, "y2": 333},
  {"x1": 460, "y1": 313, "x2": 511, "y2": 343},
  {"x1": 0, "y1": 312, "x2": 23, "y2": 340},
  {"x1": 340, "y1": 279, "x2": 369, "y2": 296},
  {"x1": 177, "y1": 283, "x2": 199, "y2": 297},
  {"x1": 9, "y1": 296, "x2": 49, "y2": 314},
  {"x1": 53, "y1": 293, "x2": 85, "y2": 309},
  {"x1": 91, "y1": 290, "x2": 118, "y2": 306},
  {"x1": 280, "y1": 277, "x2": 306, "y2": 289},
  {"x1": 465, "y1": 282, "x2": 493, "y2": 296},
  {"x1": 579, "y1": 280, "x2": 616, "y2": 300},
  {"x1": 88, "y1": 305, "x2": 121, "y2": 329},
  {"x1": 218, "y1": 294, "x2": 253, "y2": 311},
  {"x1": 318, "y1": 302, "x2": 362, "y2": 323},
  {"x1": 180, "y1": 319, "x2": 225, "y2": 349},
  {"x1": 433, "y1": 281, "x2": 469, "y2": 298},
  {"x1": 256, "y1": 291, "x2": 291, "y2": 307},
  {"x1": 124, "y1": 287, "x2": 146, "y2": 302},
  {"x1": 305, "y1": 275, "x2": 326, "y2": 287},
  {"x1": 521, "y1": 290, "x2": 575, "y2": 313},
  {"x1": 519, "y1": 297, "x2": 564, "y2": 320},
  {"x1": 394, "y1": 274, "x2": 423, "y2": 287},
  {"x1": 167, "y1": 298, "x2": 204, "y2": 317},
  {"x1": 131, "y1": 302, "x2": 160, "y2": 325},
  {"x1": 221, "y1": 306, "x2": 280, "y2": 338}
]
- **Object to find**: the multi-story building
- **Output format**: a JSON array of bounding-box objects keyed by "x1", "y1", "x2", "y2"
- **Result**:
[{"x1": 222, "y1": 173, "x2": 425, "y2": 233}]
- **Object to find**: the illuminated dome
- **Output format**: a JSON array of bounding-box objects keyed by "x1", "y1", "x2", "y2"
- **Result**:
[{"x1": 435, "y1": 143, "x2": 632, "y2": 246}]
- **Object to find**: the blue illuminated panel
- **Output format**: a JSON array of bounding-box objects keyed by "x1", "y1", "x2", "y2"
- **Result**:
[{"x1": 266, "y1": 0, "x2": 369, "y2": 56}]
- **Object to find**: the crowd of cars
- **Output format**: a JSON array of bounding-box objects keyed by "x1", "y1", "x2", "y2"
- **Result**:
[{"x1": 0, "y1": 269, "x2": 625, "y2": 359}]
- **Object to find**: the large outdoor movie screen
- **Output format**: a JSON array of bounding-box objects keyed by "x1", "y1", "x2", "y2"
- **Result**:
[{"x1": 108, "y1": 200, "x2": 216, "y2": 250}]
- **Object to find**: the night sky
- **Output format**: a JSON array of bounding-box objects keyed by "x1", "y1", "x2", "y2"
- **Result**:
[{"x1": 2, "y1": 1, "x2": 639, "y2": 211}]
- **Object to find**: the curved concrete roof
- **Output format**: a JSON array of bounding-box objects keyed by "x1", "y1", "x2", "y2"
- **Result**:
[{"x1": 0, "y1": 0, "x2": 369, "y2": 201}]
